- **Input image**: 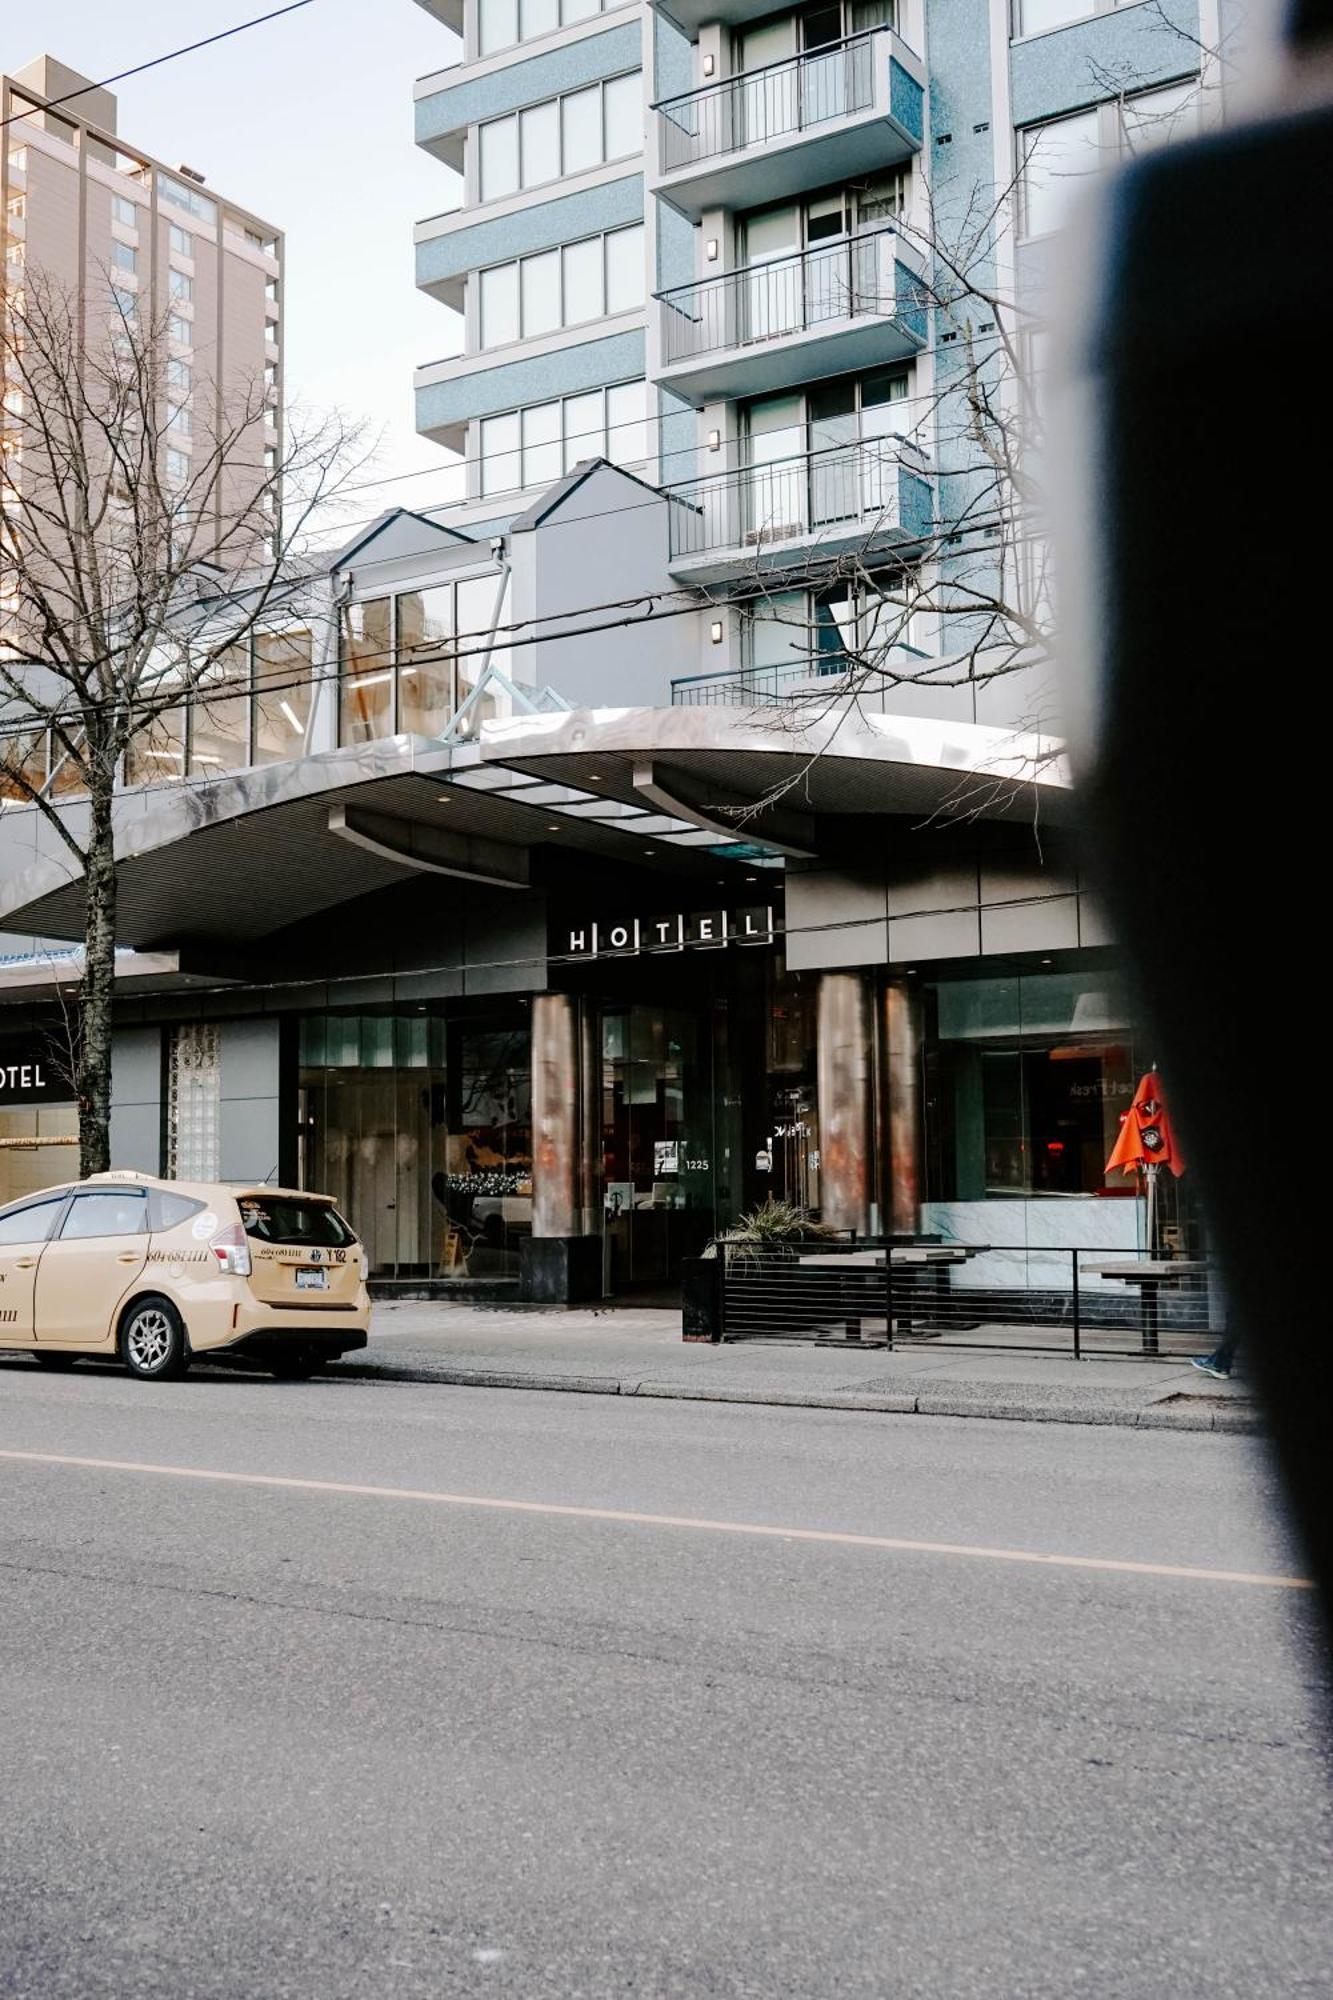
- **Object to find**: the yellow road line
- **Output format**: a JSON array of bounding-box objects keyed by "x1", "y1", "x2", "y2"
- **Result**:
[{"x1": 0, "y1": 1447, "x2": 1313, "y2": 1591}]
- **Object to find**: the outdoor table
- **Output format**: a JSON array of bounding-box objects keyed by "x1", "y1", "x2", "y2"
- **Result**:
[
  {"x1": 796, "y1": 1245, "x2": 985, "y2": 1345},
  {"x1": 1090, "y1": 1258, "x2": 1210, "y2": 1356}
]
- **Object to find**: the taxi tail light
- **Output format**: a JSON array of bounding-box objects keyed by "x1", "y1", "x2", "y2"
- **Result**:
[{"x1": 210, "y1": 1223, "x2": 252, "y2": 1277}]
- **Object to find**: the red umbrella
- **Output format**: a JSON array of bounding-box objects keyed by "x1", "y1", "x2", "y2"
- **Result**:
[
  {"x1": 1106, "y1": 1069, "x2": 1185, "y2": 1179},
  {"x1": 1106, "y1": 1069, "x2": 1183, "y2": 1256}
]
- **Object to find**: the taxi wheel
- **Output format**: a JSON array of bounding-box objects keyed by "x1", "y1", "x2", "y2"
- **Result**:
[{"x1": 120, "y1": 1297, "x2": 189, "y2": 1382}]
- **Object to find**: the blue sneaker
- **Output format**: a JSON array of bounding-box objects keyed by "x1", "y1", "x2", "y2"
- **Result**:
[{"x1": 1192, "y1": 1354, "x2": 1231, "y2": 1380}]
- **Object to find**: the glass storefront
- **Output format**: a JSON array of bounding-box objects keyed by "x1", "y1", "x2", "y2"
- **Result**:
[
  {"x1": 297, "y1": 1009, "x2": 532, "y2": 1280},
  {"x1": 0, "y1": 1104, "x2": 79, "y2": 1207}
]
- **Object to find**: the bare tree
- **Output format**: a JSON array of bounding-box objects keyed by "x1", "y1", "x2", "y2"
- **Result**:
[{"x1": 0, "y1": 269, "x2": 362, "y2": 1173}]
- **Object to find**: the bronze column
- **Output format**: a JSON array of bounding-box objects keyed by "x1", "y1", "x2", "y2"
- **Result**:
[
  {"x1": 816, "y1": 972, "x2": 874, "y2": 1235},
  {"x1": 881, "y1": 980, "x2": 922, "y2": 1238},
  {"x1": 528, "y1": 993, "x2": 602, "y2": 1300}
]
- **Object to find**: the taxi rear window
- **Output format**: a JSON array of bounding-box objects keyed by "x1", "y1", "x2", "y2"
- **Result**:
[{"x1": 238, "y1": 1197, "x2": 355, "y2": 1248}]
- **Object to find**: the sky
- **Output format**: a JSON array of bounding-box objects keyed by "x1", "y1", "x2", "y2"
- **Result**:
[{"x1": 4, "y1": 0, "x2": 467, "y2": 528}]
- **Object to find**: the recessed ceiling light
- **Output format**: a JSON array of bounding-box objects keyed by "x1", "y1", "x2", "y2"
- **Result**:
[
  {"x1": 437, "y1": 794, "x2": 452, "y2": 804},
  {"x1": 644, "y1": 847, "x2": 656, "y2": 854},
  {"x1": 547, "y1": 824, "x2": 561, "y2": 831},
  {"x1": 587, "y1": 772, "x2": 603, "y2": 780},
  {"x1": 745, "y1": 874, "x2": 757, "y2": 882}
]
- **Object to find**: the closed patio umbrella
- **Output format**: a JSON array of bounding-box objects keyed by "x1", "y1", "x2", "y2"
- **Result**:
[{"x1": 1106, "y1": 1068, "x2": 1184, "y2": 1254}]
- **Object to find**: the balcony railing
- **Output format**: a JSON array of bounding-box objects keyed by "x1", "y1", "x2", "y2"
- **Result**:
[
  {"x1": 667, "y1": 435, "x2": 931, "y2": 564},
  {"x1": 658, "y1": 228, "x2": 916, "y2": 367},
  {"x1": 656, "y1": 32, "x2": 878, "y2": 173},
  {"x1": 672, "y1": 645, "x2": 929, "y2": 707}
]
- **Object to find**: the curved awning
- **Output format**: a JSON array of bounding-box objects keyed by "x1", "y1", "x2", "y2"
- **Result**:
[{"x1": 478, "y1": 704, "x2": 1071, "y2": 855}]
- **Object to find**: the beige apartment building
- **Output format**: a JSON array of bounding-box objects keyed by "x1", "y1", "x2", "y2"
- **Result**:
[{"x1": 2, "y1": 55, "x2": 284, "y2": 539}]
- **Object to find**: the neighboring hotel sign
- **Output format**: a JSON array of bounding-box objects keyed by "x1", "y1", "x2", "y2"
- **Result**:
[{"x1": 562, "y1": 905, "x2": 775, "y2": 960}]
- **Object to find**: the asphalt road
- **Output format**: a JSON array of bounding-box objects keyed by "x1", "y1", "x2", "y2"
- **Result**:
[{"x1": 1, "y1": 1363, "x2": 1328, "y2": 1999}]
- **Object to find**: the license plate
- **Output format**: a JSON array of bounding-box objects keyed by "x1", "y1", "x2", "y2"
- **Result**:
[{"x1": 295, "y1": 1268, "x2": 327, "y2": 1291}]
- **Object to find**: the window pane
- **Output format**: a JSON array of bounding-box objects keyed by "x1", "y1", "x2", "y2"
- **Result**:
[
  {"x1": 602, "y1": 72, "x2": 641, "y2": 161},
  {"x1": 1019, "y1": 109, "x2": 1100, "y2": 239},
  {"x1": 603, "y1": 224, "x2": 643, "y2": 314},
  {"x1": 0, "y1": 1198, "x2": 64, "y2": 1246},
  {"x1": 397, "y1": 587, "x2": 456, "y2": 735},
  {"x1": 521, "y1": 0, "x2": 559, "y2": 33},
  {"x1": 60, "y1": 1191, "x2": 148, "y2": 1240},
  {"x1": 479, "y1": 0, "x2": 518, "y2": 52},
  {"x1": 480, "y1": 411, "x2": 521, "y2": 495},
  {"x1": 253, "y1": 628, "x2": 312, "y2": 764},
  {"x1": 561, "y1": 236, "x2": 603, "y2": 323},
  {"x1": 561, "y1": 86, "x2": 602, "y2": 175},
  {"x1": 480, "y1": 261, "x2": 519, "y2": 345},
  {"x1": 479, "y1": 115, "x2": 519, "y2": 200},
  {"x1": 522, "y1": 400, "x2": 562, "y2": 488},
  {"x1": 1015, "y1": 0, "x2": 1093, "y2": 33},
  {"x1": 521, "y1": 248, "x2": 562, "y2": 335},
  {"x1": 563, "y1": 0, "x2": 600, "y2": 18},
  {"x1": 1120, "y1": 80, "x2": 1198, "y2": 153},
  {"x1": 562, "y1": 390, "x2": 604, "y2": 470},
  {"x1": 190, "y1": 645, "x2": 249, "y2": 775},
  {"x1": 607, "y1": 380, "x2": 649, "y2": 466},
  {"x1": 519, "y1": 99, "x2": 560, "y2": 187}
]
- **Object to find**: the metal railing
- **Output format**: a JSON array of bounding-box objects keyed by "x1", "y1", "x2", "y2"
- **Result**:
[
  {"x1": 672, "y1": 645, "x2": 929, "y2": 706},
  {"x1": 667, "y1": 434, "x2": 926, "y2": 562},
  {"x1": 658, "y1": 229, "x2": 909, "y2": 366},
  {"x1": 716, "y1": 1239, "x2": 1220, "y2": 1357},
  {"x1": 657, "y1": 32, "x2": 878, "y2": 172}
]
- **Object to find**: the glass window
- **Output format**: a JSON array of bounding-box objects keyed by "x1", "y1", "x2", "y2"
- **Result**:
[
  {"x1": 564, "y1": 0, "x2": 601, "y2": 18},
  {"x1": 165, "y1": 447, "x2": 190, "y2": 484},
  {"x1": 561, "y1": 85, "x2": 602, "y2": 175},
  {"x1": 603, "y1": 72, "x2": 641, "y2": 161},
  {"x1": 557, "y1": 235, "x2": 600, "y2": 324},
  {"x1": 169, "y1": 313, "x2": 191, "y2": 345},
  {"x1": 340, "y1": 598, "x2": 395, "y2": 744},
  {"x1": 563, "y1": 390, "x2": 604, "y2": 470},
  {"x1": 522, "y1": 400, "x2": 562, "y2": 488},
  {"x1": 603, "y1": 224, "x2": 643, "y2": 314},
  {"x1": 480, "y1": 410, "x2": 521, "y2": 495},
  {"x1": 480, "y1": 261, "x2": 519, "y2": 346},
  {"x1": 1018, "y1": 108, "x2": 1100, "y2": 240},
  {"x1": 1014, "y1": 0, "x2": 1094, "y2": 33},
  {"x1": 159, "y1": 174, "x2": 218, "y2": 224},
  {"x1": 607, "y1": 380, "x2": 649, "y2": 465},
  {"x1": 166, "y1": 404, "x2": 192, "y2": 436},
  {"x1": 253, "y1": 628, "x2": 312, "y2": 764},
  {"x1": 167, "y1": 358, "x2": 191, "y2": 394},
  {"x1": 479, "y1": 0, "x2": 518, "y2": 52},
  {"x1": 238, "y1": 1196, "x2": 355, "y2": 1247},
  {"x1": 112, "y1": 240, "x2": 137, "y2": 274},
  {"x1": 1119, "y1": 79, "x2": 1198, "y2": 153},
  {"x1": 169, "y1": 267, "x2": 192, "y2": 302},
  {"x1": 521, "y1": 247, "x2": 562, "y2": 335},
  {"x1": 479, "y1": 115, "x2": 519, "y2": 200},
  {"x1": 190, "y1": 645, "x2": 249, "y2": 774},
  {"x1": 112, "y1": 194, "x2": 137, "y2": 227},
  {"x1": 169, "y1": 224, "x2": 192, "y2": 257},
  {"x1": 521, "y1": 0, "x2": 560, "y2": 33},
  {"x1": 398, "y1": 588, "x2": 456, "y2": 737},
  {"x1": 0, "y1": 1196, "x2": 65, "y2": 1245},
  {"x1": 60, "y1": 1190, "x2": 148, "y2": 1240},
  {"x1": 519, "y1": 99, "x2": 560, "y2": 187}
]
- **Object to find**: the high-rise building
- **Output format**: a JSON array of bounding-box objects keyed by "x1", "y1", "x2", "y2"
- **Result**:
[{"x1": 2, "y1": 55, "x2": 284, "y2": 537}]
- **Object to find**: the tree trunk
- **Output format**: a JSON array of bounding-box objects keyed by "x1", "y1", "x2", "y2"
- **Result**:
[{"x1": 78, "y1": 780, "x2": 118, "y2": 1177}]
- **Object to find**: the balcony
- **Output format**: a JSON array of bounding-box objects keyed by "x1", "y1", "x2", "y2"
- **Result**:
[
  {"x1": 654, "y1": 228, "x2": 925, "y2": 404},
  {"x1": 651, "y1": 30, "x2": 924, "y2": 221},
  {"x1": 672, "y1": 647, "x2": 930, "y2": 707},
  {"x1": 666, "y1": 435, "x2": 932, "y2": 584}
]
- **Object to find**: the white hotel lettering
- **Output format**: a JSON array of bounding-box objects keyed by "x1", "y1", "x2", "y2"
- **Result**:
[
  {"x1": 2, "y1": 1062, "x2": 45, "y2": 1091},
  {"x1": 563, "y1": 907, "x2": 773, "y2": 960}
]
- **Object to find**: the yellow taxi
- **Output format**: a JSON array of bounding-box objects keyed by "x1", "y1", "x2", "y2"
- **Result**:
[{"x1": 0, "y1": 1172, "x2": 370, "y2": 1381}]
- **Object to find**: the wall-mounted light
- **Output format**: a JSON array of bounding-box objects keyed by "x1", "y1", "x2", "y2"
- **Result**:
[
  {"x1": 710, "y1": 620, "x2": 724, "y2": 644},
  {"x1": 702, "y1": 52, "x2": 716, "y2": 76},
  {"x1": 707, "y1": 429, "x2": 721, "y2": 451},
  {"x1": 705, "y1": 238, "x2": 719, "y2": 262}
]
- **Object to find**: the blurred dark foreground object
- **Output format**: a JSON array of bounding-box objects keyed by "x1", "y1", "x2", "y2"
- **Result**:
[{"x1": 1060, "y1": 8, "x2": 1333, "y2": 1643}]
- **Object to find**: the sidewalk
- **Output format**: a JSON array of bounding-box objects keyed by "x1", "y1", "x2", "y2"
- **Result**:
[{"x1": 338, "y1": 1301, "x2": 1258, "y2": 1433}]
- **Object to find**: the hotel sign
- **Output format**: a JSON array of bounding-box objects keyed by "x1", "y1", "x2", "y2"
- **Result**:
[
  {"x1": 0, "y1": 1047, "x2": 61, "y2": 1105},
  {"x1": 561, "y1": 905, "x2": 775, "y2": 959}
]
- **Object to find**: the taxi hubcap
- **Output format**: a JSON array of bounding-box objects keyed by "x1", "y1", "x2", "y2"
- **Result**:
[{"x1": 127, "y1": 1310, "x2": 173, "y2": 1372}]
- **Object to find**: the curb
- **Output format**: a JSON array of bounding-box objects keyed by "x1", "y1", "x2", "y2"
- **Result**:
[{"x1": 330, "y1": 1359, "x2": 1262, "y2": 1432}]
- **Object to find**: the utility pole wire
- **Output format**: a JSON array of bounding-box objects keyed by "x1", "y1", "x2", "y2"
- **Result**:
[{"x1": 0, "y1": 1, "x2": 318, "y2": 132}]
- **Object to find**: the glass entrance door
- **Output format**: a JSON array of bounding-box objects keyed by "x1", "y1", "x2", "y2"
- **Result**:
[{"x1": 601, "y1": 1005, "x2": 715, "y2": 1292}]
